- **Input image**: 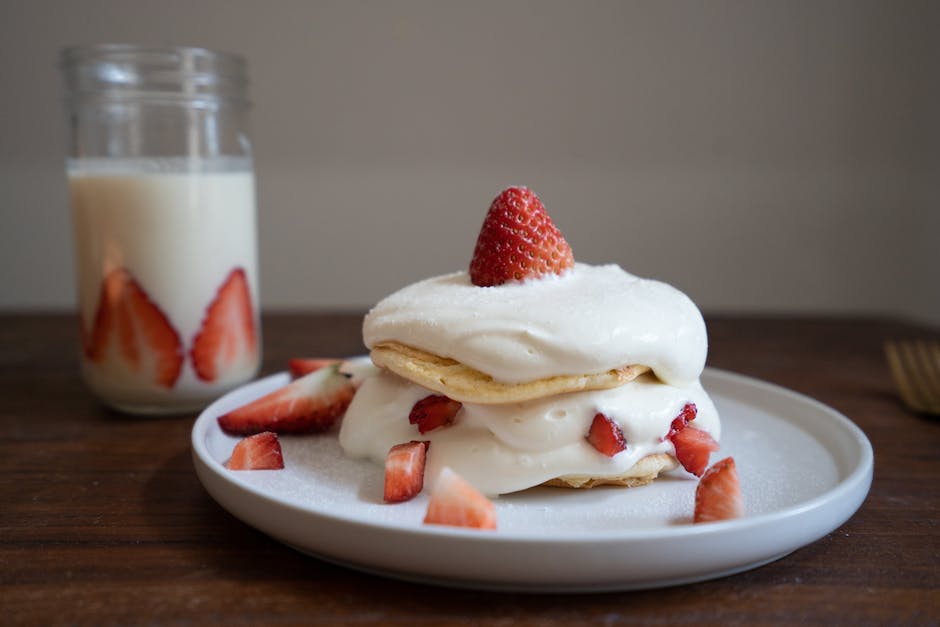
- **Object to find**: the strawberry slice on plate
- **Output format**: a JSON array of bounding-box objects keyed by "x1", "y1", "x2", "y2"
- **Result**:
[
  {"x1": 409, "y1": 395, "x2": 462, "y2": 434},
  {"x1": 469, "y1": 186, "x2": 574, "y2": 287},
  {"x1": 586, "y1": 412, "x2": 627, "y2": 457},
  {"x1": 226, "y1": 432, "x2": 285, "y2": 470},
  {"x1": 83, "y1": 267, "x2": 184, "y2": 388},
  {"x1": 217, "y1": 363, "x2": 355, "y2": 435},
  {"x1": 384, "y1": 441, "x2": 428, "y2": 503},
  {"x1": 694, "y1": 457, "x2": 743, "y2": 523},
  {"x1": 424, "y1": 467, "x2": 497, "y2": 530},
  {"x1": 191, "y1": 267, "x2": 258, "y2": 383}
]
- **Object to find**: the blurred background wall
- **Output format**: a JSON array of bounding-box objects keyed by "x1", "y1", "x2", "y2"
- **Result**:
[{"x1": 1, "y1": 0, "x2": 937, "y2": 324}]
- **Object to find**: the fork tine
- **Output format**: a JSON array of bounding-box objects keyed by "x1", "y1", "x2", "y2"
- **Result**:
[
  {"x1": 899, "y1": 341, "x2": 940, "y2": 411},
  {"x1": 889, "y1": 340, "x2": 940, "y2": 414},
  {"x1": 911, "y1": 341, "x2": 940, "y2": 409},
  {"x1": 885, "y1": 341, "x2": 925, "y2": 411},
  {"x1": 926, "y1": 342, "x2": 940, "y2": 382}
]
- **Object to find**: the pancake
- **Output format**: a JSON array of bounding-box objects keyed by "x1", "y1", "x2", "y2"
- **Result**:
[
  {"x1": 370, "y1": 342, "x2": 650, "y2": 405},
  {"x1": 542, "y1": 453, "x2": 678, "y2": 489}
]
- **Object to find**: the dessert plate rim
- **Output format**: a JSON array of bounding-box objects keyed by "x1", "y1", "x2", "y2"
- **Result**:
[{"x1": 191, "y1": 366, "x2": 873, "y2": 592}]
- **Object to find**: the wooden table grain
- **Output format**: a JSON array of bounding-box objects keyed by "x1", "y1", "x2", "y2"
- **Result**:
[{"x1": 2, "y1": 313, "x2": 938, "y2": 625}]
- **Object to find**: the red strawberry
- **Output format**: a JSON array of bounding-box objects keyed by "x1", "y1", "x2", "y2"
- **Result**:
[
  {"x1": 424, "y1": 467, "x2": 497, "y2": 530},
  {"x1": 225, "y1": 431, "x2": 285, "y2": 470},
  {"x1": 83, "y1": 267, "x2": 184, "y2": 388},
  {"x1": 669, "y1": 425, "x2": 720, "y2": 477},
  {"x1": 217, "y1": 363, "x2": 355, "y2": 435},
  {"x1": 586, "y1": 413, "x2": 627, "y2": 457},
  {"x1": 694, "y1": 457, "x2": 743, "y2": 523},
  {"x1": 288, "y1": 358, "x2": 339, "y2": 379},
  {"x1": 82, "y1": 289, "x2": 105, "y2": 361},
  {"x1": 384, "y1": 441, "x2": 428, "y2": 503},
  {"x1": 469, "y1": 186, "x2": 574, "y2": 287},
  {"x1": 667, "y1": 402, "x2": 698, "y2": 439},
  {"x1": 191, "y1": 267, "x2": 258, "y2": 382},
  {"x1": 409, "y1": 395, "x2": 462, "y2": 434}
]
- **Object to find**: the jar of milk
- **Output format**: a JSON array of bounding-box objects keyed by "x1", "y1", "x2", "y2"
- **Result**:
[{"x1": 61, "y1": 44, "x2": 261, "y2": 414}]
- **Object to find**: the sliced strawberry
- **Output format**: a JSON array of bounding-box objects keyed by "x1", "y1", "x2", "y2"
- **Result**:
[
  {"x1": 217, "y1": 363, "x2": 355, "y2": 435},
  {"x1": 115, "y1": 291, "x2": 139, "y2": 366},
  {"x1": 586, "y1": 413, "x2": 627, "y2": 457},
  {"x1": 384, "y1": 441, "x2": 428, "y2": 503},
  {"x1": 669, "y1": 425, "x2": 720, "y2": 477},
  {"x1": 667, "y1": 402, "x2": 698, "y2": 439},
  {"x1": 469, "y1": 186, "x2": 575, "y2": 287},
  {"x1": 83, "y1": 273, "x2": 116, "y2": 363},
  {"x1": 83, "y1": 267, "x2": 184, "y2": 388},
  {"x1": 191, "y1": 267, "x2": 258, "y2": 382},
  {"x1": 288, "y1": 358, "x2": 339, "y2": 379},
  {"x1": 423, "y1": 467, "x2": 497, "y2": 530},
  {"x1": 409, "y1": 395, "x2": 462, "y2": 434},
  {"x1": 225, "y1": 431, "x2": 284, "y2": 470},
  {"x1": 694, "y1": 457, "x2": 743, "y2": 523}
]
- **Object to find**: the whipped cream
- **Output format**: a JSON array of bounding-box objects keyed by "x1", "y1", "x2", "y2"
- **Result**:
[
  {"x1": 363, "y1": 263, "x2": 707, "y2": 386},
  {"x1": 339, "y1": 370, "x2": 720, "y2": 496}
]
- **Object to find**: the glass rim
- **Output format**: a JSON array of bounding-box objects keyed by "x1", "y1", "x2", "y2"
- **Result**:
[
  {"x1": 60, "y1": 43, "x2": 250, "y2": 106},
  {"x1": 59, "y1": 43, "x2": 247, "y2": 71}
]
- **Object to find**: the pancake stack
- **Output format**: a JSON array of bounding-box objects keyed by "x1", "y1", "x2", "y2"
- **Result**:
[{"x1": 339, "y1": 187, "x2": 720, "y2": 496}]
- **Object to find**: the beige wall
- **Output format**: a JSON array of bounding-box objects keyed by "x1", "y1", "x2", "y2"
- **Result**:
[{"x1": 1, "y1": 0, "x2": 937, "y2": 324}]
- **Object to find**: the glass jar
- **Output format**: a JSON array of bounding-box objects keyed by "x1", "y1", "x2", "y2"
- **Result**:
[{"x1": 61, "y1": 44, "x2": 262, "y2": 414}]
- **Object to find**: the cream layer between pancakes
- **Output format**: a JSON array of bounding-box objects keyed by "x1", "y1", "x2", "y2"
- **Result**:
[
  {"x1": 339, "y1": 371, "x2": 720, "y2": 496},
  {"x1": 363, "y1": 263, "x2": 708, "y2": 387}
]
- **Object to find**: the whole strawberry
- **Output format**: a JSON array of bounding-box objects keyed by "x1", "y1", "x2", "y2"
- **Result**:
[{"x1": 469, "y1": 186, "x2": 574, "y2": 287}]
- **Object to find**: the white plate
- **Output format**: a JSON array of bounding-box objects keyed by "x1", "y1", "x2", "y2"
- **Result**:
[{"x1": 191, "y1": 367, "x2": 873, "y2": 592}]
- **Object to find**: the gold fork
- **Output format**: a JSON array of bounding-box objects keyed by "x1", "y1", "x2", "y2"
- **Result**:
[{"x1": 884, "y1": 340, "x2": 940, "y2": 415}]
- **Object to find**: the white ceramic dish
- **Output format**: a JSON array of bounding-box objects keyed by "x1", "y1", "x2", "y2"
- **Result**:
[{"x1": 191, "y1": 367, "x2": 873, "y2": 592}]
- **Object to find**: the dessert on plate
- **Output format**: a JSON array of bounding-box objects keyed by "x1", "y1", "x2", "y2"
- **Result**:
[{"x1": 338, "y1": 186, "x2": 721, "y2": 497}]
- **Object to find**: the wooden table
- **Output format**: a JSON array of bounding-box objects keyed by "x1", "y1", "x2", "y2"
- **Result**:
[{"x1": 2, "y1": 313, "x2": 938, "y2": 625}]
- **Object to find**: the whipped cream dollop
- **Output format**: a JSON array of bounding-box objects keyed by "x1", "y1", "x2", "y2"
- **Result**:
[
  {"x1": 363, "y1": 263, "x2": 707, "y2": 386},
  {"x1": 339, "y1": 370, "x2": 720, "y2": 496}
]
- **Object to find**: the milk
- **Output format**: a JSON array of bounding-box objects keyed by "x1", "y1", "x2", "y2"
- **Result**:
[{"x1": 69, "y1": 157, "x2": 261, "y2": 413}]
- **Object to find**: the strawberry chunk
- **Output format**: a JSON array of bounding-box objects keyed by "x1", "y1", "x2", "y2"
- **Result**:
[
  {"x1": 384, "y1": 441, "x2": 428, "y2": 503},
  {"x1": 226, "y1": 432, "x2": 284, "y2": 470},
  {"x1": 217, "y1": 363, "x2": 355, "y2": 435},
  {"x1": 469, "y1": 186, "x2": 574, "y2": 287},
  {"x1": 694, "y1": 457, "x2": 743, "y2": 523},
  {"x1": 424, "y1": 467, "x2": 497, "y2": 530},
  {"x1": 288, "y1": 358, "x2": 339, "y2": 379},
  {"x1": 669, "y1": 425, "x2": 720, "y2": 477},
  {"x1": 191, "y1": 267, "x2": 258, "y2": 383},
  {"x1": 409, "y1": 395, "x2": 462, "y2": 434},
  {"x1": 667, "y1": 402, "x2": 698, "y2": 439},
  {"x1": 586, "y1": 413, "x2": 627, "y2": 457},
  {"x1": 83, "y1": 267, "x2": 184, "y2": 388}
]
